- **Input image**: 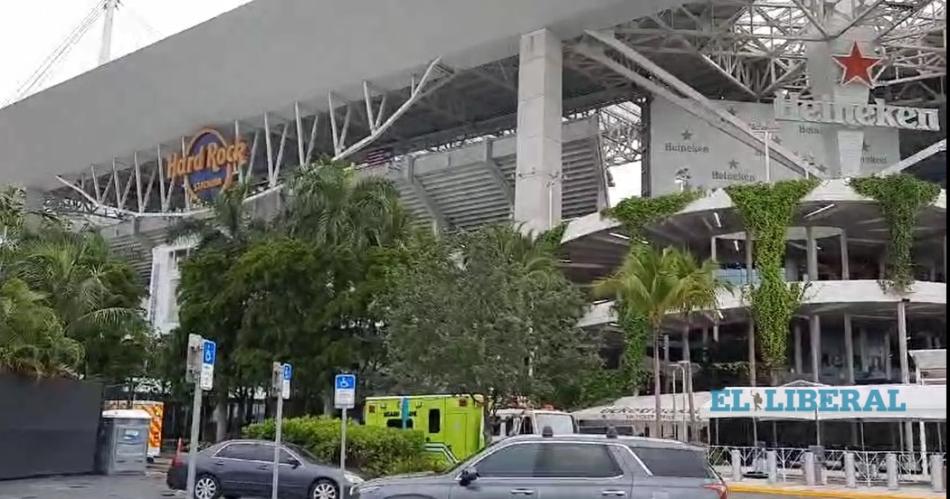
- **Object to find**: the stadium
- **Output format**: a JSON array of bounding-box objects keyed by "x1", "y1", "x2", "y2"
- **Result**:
[{"x1": 0, "y1": 0, "x2": 945, "y2": 460}]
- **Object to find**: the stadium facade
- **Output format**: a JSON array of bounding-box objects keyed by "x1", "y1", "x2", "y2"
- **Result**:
[{"x1": 0, "y1": 0, "x2": 945, "y2": 450}]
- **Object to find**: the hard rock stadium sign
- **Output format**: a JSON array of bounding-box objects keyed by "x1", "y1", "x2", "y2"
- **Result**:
[{"x1": 165, "y1": 128, "x2": 249, "y2": 201}]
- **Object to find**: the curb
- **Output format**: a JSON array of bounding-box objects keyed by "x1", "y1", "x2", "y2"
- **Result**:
[{"x1": 727, "y1": 482, "x2": 944, "y2": 499}]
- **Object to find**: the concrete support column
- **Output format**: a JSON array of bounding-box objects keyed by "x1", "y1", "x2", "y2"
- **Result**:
[
  {"x1": 514, "y1": 28, "x2": 562, "y2": 235},
  {"x1": 840, "y1": 230, "x2": 850, "y2": 280},
  {"x1": 943, "y1": 236, "x2": 946, "y2": 281},
  {"x1": 884, "y1": 328, "x2": 893, "y2": 380},
  {"x1": 898, "y1": 300, "x2": 910, "y2": 384},
  {"x1": 810, "y1": 315, "x2": 821, "y2": 382},
  {"x1": 844, "y1": 314, "x2": 855, "y2": 384},
  {"x1": 859, "y1": 327, "x2": 869, "y2": 373},
  {"x1": 794, "y1": 323, "x2": 803, "y2": 374},
  {"x1": 806, "y1": 226, "x2": 818, "y2": 281},
  {"x1": 897, "y1": 299, "x2": 914, "y2": 454}
]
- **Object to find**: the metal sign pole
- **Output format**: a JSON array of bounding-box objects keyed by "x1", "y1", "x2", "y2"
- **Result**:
[
  {"x1": 185, "y1": 382, "x2": 202, "y2": 495},
  {"x1": 340, "y1": 408, "x2": 347, "y2": 472},
  {"x1": 271, "y1": 362, "x2": 291, "y2": 499},
  {"x1": 271, "y1": 395, "x2": 283, "y2": 499},
  {"x1": 185, "y1": 334, "x2": 213, "y2": 498},
  {"x1": 334, "y1": 373, "x2": 356, "y2": 473}
]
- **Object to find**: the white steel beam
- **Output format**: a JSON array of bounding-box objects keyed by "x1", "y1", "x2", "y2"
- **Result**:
[
  {"x1": 583, "y1": 30, "x2": 823, "y2": 178},
  {"x1": 879, "y1": 139, "x2": 946, "y2": 175}
]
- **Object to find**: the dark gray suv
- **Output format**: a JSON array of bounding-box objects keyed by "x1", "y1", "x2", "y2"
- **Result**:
[{"x1": 351, "y1": 434, "x2": 725, "y2": 499}]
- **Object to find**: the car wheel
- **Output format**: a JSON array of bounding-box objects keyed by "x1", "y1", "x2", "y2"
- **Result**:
[
  {"x1": 194, "y1": 474, "x2": 221, "y2": 499},
  {"x1": 310, "y1": 479, "x2": 338, "y2": 499}
]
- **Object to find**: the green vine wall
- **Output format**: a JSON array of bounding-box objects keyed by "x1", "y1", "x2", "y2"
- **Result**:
[
  {"x1": 605, "y1": 190, "x2": 701, "y2": 235},
  {"x1": 725, "y1": 178, "x2": 819, "y2": 373},
  {"x1": 602, "y1": 190, "x2": 700, "y2": 392},
  {"x1": 850, "y1": 175, "x2": 940, "y2": 294}
]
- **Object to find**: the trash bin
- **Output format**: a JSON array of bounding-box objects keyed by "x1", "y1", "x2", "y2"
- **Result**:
[{"x1": 96, "y1": 409, "x2": 151, "y2": 475}]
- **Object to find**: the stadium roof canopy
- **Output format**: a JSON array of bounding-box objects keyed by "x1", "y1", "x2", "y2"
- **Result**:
[
  {"x1": 0, "y1": 0, "x2": 944, "y2": 220},
  {"x1": 0, "y1": 0, "x2": 684, "y2": 190}
]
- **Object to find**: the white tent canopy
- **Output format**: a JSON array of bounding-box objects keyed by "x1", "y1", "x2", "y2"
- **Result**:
[
  {"x1": 699, "y1": 383, "x2": 946, "y2": 422},
  {"x1": 573, "y1": 392, "x2": 713, "y2": 423}
]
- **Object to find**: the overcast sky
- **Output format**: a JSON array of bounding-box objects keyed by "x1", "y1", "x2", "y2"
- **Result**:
[{"x1": 0, "y1": 0, "x2": 639, "y2": 201}]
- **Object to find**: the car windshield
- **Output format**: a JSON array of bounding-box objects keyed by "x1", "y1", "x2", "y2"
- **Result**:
[
  {"x1": 535, "y1": 413, "x2": 575, "y2": 434},
  {"x1": 285, "y1": 443, "x2": 321, "y2": 464}
]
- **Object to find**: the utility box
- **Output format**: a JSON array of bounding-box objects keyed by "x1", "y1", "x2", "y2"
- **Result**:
[{"x1": 96, "y1": 409, "x2": 151, "y2": 475}]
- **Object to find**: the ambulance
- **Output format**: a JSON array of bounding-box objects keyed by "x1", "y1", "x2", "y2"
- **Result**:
[
  {"x1": 363, "y1": 395, "x2": 577, "y2": 464},
  {"x1": 363, "y1": 394, "x2": 485, "y2": 464}
]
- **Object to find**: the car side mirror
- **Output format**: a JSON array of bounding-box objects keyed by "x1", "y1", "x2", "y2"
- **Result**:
[
  {"x1": 459, "y1": 467, "x2": 478, "y2": 486},
  {"x1": 288, "y1": 458, "x2": 301, "y2": 469}
]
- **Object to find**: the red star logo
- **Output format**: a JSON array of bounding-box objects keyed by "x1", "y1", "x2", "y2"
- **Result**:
[{"x1": 832, "y1": 42, "x2": 880, "y2": 87}]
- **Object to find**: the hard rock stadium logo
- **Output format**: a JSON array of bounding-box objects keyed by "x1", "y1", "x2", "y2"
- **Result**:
[{"x1": 165, "y1": 129, "x2": 249, "y2": 201}]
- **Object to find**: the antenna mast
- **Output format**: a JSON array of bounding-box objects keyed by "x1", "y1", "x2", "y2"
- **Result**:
[{"x1": 98, "y1": 0, "x2": 118, "y2": 64}]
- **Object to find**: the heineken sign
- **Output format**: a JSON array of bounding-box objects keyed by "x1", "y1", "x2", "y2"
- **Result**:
[{"x1": 775, "y1": 92, "x2": 941, "y2": 132}]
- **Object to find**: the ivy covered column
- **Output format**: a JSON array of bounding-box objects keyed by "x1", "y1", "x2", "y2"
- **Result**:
[{"x1": 746, "y1": 233, "x2": 756, "y2": 386}]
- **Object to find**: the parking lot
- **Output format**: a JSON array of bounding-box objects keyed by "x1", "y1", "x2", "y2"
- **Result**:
[
  {"x1": 0, "y1": 474, "x2": 810, "y2": 499},
  {"x1": 0, "y1": 473, "x2": 176, "y2": 499}
]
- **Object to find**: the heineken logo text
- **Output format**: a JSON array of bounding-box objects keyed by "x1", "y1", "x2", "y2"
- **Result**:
[{"x1": 775, "y1": 93, "x2": 940, "y2": 132}]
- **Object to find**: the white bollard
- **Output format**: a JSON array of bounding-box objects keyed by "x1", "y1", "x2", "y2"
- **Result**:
[
  {"x1": 886, "y1": 453, "x2": 899, "y2": 490},
  {"x1": 767, "y1": 450, "x2": 777, "y2": 484},
  {"x1": 731, "y1": 450, "x2": 742, "y2": 481},
  {"x1": 804, "y1": 452, "x2": 816, "y2": 486},
  {"x1": 844, "y1": 452, "x2": 856, "y2": 489},
  {"x1": 931, "y1": 454, "x2": 944, "y2": 492}
]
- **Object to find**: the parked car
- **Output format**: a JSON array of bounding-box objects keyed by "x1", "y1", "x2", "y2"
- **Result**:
[
  {"x1": 351, "y1": 432, "x2": 726, "y2": 499},
  {"x1": 166, "y1": 438, "x2": 363, "y2": 499}
]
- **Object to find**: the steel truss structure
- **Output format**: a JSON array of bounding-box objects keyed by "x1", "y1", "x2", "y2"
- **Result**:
[{"x1": 603, "y1": 0, "x2": 946, "y2": 105}]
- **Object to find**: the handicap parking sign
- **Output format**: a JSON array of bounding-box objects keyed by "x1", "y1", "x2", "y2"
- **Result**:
[{"x1": 334, "y1": 374, "x2": 356, "y2": 409}]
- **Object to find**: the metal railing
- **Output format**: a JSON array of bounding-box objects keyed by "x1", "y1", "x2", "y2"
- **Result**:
[{"x1": 707, "y1": 445, "x2": 946, "y2": 485}]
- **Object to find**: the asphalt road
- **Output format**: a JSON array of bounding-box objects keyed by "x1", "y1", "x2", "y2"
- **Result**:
[{"x1": 0, "y1": 475, "x2": 818, "y2": 499}]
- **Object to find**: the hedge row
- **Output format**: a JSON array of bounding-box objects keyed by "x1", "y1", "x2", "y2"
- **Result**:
[{"x1": 243, "y1": 416, "x2": 445, "y2": 477}]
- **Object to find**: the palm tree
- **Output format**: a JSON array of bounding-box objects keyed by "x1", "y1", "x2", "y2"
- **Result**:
[
  {"x1": 0, "y1": 277, "x2": 83, "y2": 377},
  {"x1": 595, "y1": 244, "x2": 690, "y2": 437},
  {"x1": 167, "y1": 180, "x2": 260, "y2": 252},
  {"x1": 281, "y1": 161, "x2": 410, "y2": 250},
  {"x1": 673, "y1": 251, "x2": 732, "y2": 440}
]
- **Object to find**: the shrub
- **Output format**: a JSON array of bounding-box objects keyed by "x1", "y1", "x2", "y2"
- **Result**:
[{"x1": 243, "y1": 416, "x2": 445, "y2": 477}]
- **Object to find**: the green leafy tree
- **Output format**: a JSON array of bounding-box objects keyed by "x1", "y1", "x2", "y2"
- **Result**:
[
  {"x1": 377, "y1": 224, "x2": 596, "y2": 428},
  {"x1": 594, "y1": 244, "x2": 689, "y2": 436}
]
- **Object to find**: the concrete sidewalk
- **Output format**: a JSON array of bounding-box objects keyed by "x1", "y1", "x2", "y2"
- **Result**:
[{"x1": 726, "y1": 478, "x2": 945, "y2": 499}]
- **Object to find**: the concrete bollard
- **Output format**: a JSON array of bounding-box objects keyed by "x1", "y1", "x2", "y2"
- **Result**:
[
  {"x1": 931, "y1": 454, "x2": 944, "y2": 492},
  {"x1": 804, "y1": 452, "x2": 816, "y2": 486},
  {"x1": 844, "y1": 452, "x2": 856, "y2": 489},
  {"x1": 886, "y1": 453, "x2": 899, "y2": 491},
  {"x1": 731, "y1": 450, "x2": 742, "y2": 481},
  {"x1": 767, "y1": 450, "x2": 777, "y2": 484}
]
